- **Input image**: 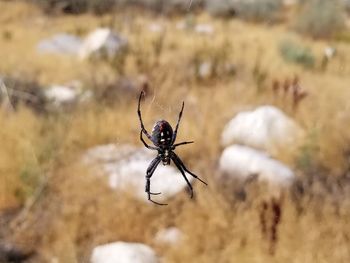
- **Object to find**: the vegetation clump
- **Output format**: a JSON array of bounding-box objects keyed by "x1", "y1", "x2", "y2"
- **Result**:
[{"x1": 294, "y1": 0, "x2": 345, "y2": 39}]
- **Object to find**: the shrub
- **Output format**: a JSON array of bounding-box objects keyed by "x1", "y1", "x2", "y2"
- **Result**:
[
  {"x1": 294, "y1": 0, "x2": 345, "y2": 39},
  {"x1": 0, "y1": 76, "x2": 46, "y2": 113},
  {"x1": 205, "y1": 0, "x2": 237, "y2": 16},
  {"x1": 87, "y1": 0, "x2": 117, "y2": 14},
  {"x1": 152, "y1": 0, "x2": 204, "y2": 13},
  {"x1": 32, "y1": 0, "x2": 203, "y2": 14},
  {"x1": 234, "y1": 0, "x2": 283, "y2": 22},
  {"x1": 205, "y1": 0, "x2": 283, "y2": 22},
  {"x1": 343, "y1": 0, "x2": 350, "y2": 13},
  {"x1": 32, "y1": 0, "x2": 117, "y2": 14},
  {"x1": 279, "y1": 40, "x2": 315, "y2": 68}
]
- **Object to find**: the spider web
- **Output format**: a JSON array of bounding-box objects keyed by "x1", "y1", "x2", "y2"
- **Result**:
[{"x1": 146, "y1": 90, "x2": 177, "y2": 122}]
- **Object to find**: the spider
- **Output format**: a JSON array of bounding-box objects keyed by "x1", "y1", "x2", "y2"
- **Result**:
[{"x1": 137, "y1": 91, "x2": 207, "y2": 205}]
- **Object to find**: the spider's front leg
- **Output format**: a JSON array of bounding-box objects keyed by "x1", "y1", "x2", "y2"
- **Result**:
[
  {"x1": 172, "y1": 101, "x2": 185, "y2": 144},
  {"x1": 138, "y1": 91, "x2": 153, "y2": 141},
  {"x1": 146, "y1": 156, "x2": 168, "y2": 206},
  {"x1": 140, "y1": 131, "x2": 158, "y2": 150}
]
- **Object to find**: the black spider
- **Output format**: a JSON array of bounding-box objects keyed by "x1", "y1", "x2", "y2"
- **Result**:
[{"x1": 137, "y1": 91, "x2": 207, "y2": 205}]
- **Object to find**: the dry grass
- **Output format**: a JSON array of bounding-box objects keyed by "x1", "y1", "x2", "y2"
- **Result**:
[{"x1": 1, "y1": 1, "x2": 350, "y2": 262}]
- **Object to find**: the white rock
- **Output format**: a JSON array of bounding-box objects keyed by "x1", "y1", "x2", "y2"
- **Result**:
[
  {"x1": 154, "y1": 227, "x2": 183, "y2": 245},
  {"x1": 148, "y1": 23, "x2": 164, "y2": 32},
  {"x1": 83, "y1": 144, "x2": 193, "y2": 203},
  {"x1": 221, "y1": 106, "x2": 303, "y2": 153},
  {"x1": 176, "y1": 21, "x2": 186, "y2": 30},
  {"x1": 198, "y1": 62, "x2": 212, "y2": 78},
  {"x1": 324, "y1": 46, "x2": 336, "y2": 59},
  {"x1": 44, "y1": 85, "x2": 78, "y2": 106},
  {"x1": 37, "y1": 33, "x2": 82, "y2": 55},
  {"x1": 91, "y1": 242, "x2": 158, "y2": 263},
  {"x1": 79, "y1": 28, "x2": 127, "y2": 60},
  {"x1": 195, "y1": 24, "x2": 214, "y2": 34},
  {"x1": 219, "y1": 145, "x2": 295, "y2": 188}
]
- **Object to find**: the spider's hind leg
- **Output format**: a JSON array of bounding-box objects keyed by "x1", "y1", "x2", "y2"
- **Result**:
[
  {"x1": 172, "y1": 141, "x2": 194, "y2": 149},
  {"x1": 172, "y1": 152, "x2": 208, "y2": 186},
  {"x1": 171, "y1": 155, "x2": 194, "y2": 198},
  {"x1": 146, "y1": 156, "x2": 168, "y2": 205}
]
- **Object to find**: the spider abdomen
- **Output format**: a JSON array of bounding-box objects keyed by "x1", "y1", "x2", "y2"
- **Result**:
[{"x1": 152, "y1": 120, "x2": 173, "y2": 147}]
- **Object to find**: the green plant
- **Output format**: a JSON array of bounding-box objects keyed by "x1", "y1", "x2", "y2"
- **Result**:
[
  {"x1": 295, "y1": 129, "x2": 320, "y2": 173},
  {"x1": 252, "y1": 54, "x2": 268, "y2": 93},
  {"x1": 2, "y1": 30, "x2": 12, "y2": 41},
  {"x1": 17, "y1": 162, "x2": 41, "y2": 202},
  {"x1": 279, "y1": 40, "x2": 315, "y2": 68},
  {"x1": 294, "y1": 0, "x2": 345, "y2": 39}
]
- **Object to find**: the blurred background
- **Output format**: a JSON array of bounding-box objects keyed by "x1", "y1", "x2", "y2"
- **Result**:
[{"x1": 1, "y1": 0, "x2": 350, "y2": 262}]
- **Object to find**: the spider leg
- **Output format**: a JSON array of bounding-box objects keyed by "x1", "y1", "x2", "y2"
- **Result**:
[
  {"x1": 140, "y1": 131, "x2": 158, "y2": 150},
  {"x1": 146, "y1": 156, "x2": 168, "y2": 205},
  {"x1": 172, "y1": 141, "x2": 194, "y2": 149},
  {"x1": 171, "y1": 155, "x2": 194, "y2": 198},
  {"x1": 137, "y1": 91, "x2": 153, "y2": 141},
  {"x1": 172, "y1": 152, "x2": 208, "y2": 186},
  {"x1": 172, "y1": 101, "x2": 185, "y2": 144}
]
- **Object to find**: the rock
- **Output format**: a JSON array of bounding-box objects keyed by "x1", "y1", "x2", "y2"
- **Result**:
[
  {"x1": 324, "y1": 46, "x2": 336, "y2": 59},
  {"x1": 45, "y1": 85, "x2": 77, "y2": 103},
  {"x1": 176, "y1": 21, "x2": 187, "y2": 30},
  {"x1": 91, "y1": 242, "x2": 158, "y2": 263},
  {"x1": 37, "y1": 33, "x2": 82, "y2": 55},
  {"x1": 219, "y1": 145, "x2": 295, "y2": 188},
  {"x1": 37, "y1": 29, "x2": 128, "y2": 60},
  {"x1": 154, "y1": 227, "x2": 183, "y2": 245},
  {"x1": 195, "y1": 24, "x2": 214, "y2": 34},
  {"x1": 148, "y1": 23, "x2": 164, "y2": 33},
  {"x1": 44, "y1": 81, "x2": 92, "y2": 110},
  {"x1": 221, "y1": 106, "x2": 303, "y2": 154},
  {"x1": 198, "y1": 62, "x2": 212, "y2": 78},
  {"x1": 44, "y1": 85, "x2": 79, "y2": 107},
  {"x1": 79, "y1": 28, "x2": 127, "y2": 60},
  {"x1": 82, "y1": 144, "x2": 192, "y2": 203}
]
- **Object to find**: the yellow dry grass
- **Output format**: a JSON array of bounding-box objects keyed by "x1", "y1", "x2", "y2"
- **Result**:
[{"x1": 1, "y1": 1, "x2": 350, "y2": 262}]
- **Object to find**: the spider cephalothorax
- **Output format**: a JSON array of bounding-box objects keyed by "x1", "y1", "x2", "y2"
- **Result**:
[{"x1": 137, "y1": 91, "x2": 207, "y2": 205}]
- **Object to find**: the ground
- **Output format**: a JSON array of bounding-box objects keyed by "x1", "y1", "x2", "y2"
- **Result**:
[{"x1": 1, "y1": 1, "x2": 350, "y2": 262}]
